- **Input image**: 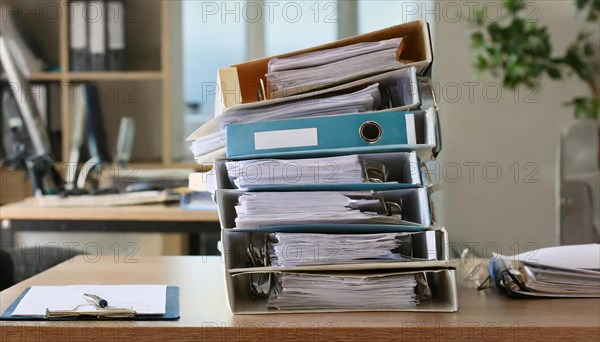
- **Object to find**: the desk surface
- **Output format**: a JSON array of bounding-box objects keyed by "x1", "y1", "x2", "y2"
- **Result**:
[
  {"x1": 1, "y1": 256, "x2": 598, "y2": 341},
  {"x1": 0, "y1": 199, "x2": 219, "y2": 222}
]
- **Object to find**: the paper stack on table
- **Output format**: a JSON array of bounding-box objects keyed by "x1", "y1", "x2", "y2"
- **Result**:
[
  {"x1": 267, "y1": 272, "x2": 420, "y2": 310},
  {"x1": 234, "y1": 191, "x2": 416, "y2": 228},
  {"x1": 226, "y1": 155, "x2": 364, "y2": 188},
  {"x1": 266, "y1": 37, "x2": 407, "y2": 98},
  {"x1": 33, "y1": 191, "x2": 178, "y2": 208},
  {"x1": 491, "y1": 244, "x2": 600, "y2": 298},
  {"x1": 187, "y1": 20, "x2": 458, "y2": 314},
  {"x1": 268, "y1": 231, "x2": 440, "y2": 267}
]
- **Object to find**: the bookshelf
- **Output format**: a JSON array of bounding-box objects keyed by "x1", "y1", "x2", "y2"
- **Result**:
[{"x1": 3, "y1": 0, "x2": 186, "y2": 166}]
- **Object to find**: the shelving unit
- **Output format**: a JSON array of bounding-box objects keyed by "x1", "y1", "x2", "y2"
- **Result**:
[{"x1": 4, "y1": 0, "x2": 186, "y2": 166}]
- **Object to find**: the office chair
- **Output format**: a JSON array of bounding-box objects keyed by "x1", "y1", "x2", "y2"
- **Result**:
[
  {"x1": 0, "y1": 250, "x2": 15, "y2": 291},
  {"x1": 10, "y1": 246, "x2": 81, "y2": 284},
  {"x1": 559, "y1": 121, "x2": 600, "y2": 244}
]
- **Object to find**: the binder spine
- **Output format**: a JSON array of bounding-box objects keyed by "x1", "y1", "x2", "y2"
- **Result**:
[
  {"x1": 69, "y1": 0, "x2": 89, "y2": 71},
  {"x1": 89, "y1": 52, "x2": 106, "y2": 72},
  {"x1": 107, "y1": 0, "x2": 126, "y2": 71},
  {"x1": 70, "y1": 49, "x2": 89, "y2": 72},
  {"x1": 88, "y1": 1, "x2": 107, "y2": 71}
]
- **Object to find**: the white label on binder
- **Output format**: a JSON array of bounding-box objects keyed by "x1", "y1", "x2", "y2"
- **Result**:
[
  {"x1": 254, "y1": 128, "x2": 318, "y2": 150},
  {"x1": 108, "y1": 1, "x2": 125, "y2": 49},
  {"x1": 70, "y1": 1, "x2": 87, "y2": 49},
  {"x1": 405, "y1": 113, "x2": 416, "y2": 145},
  {"x1": 88, "y1": 1, "x2": 106, "y2": 54}
]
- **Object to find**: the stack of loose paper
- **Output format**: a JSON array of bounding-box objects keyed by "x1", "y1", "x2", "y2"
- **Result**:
[
  {"x1": 34, "y1": 190, "x2": 178, "y2": 208},
  {"x1": 266, "y1": 38, "x2": 406, "y2": 98},
  {"x1": 189, "y1": 85, "x2": 381, "y2": 159},
  {"x1": 99, "y1": 168, "x2": 194, "y2": 193},
  {"x1": 221, "y1": 84, "x2": 380, "y2": 126},
  {"x1": 268, "y1": 232, "x2": 419, "y2": 267},
  {"x1": 235, "y1": 192, "x2": 406, "y2": 228},
  {"x1": 226, "y1": 155, "x2": 364, "y2": 189},
  {"x1": 267, "y1": 272, "x2": 418, "y2": 310},
  {"x1": 521, "y1": 264, "x2": 600, "y2": 296},
  {"x1": 494, "y1": 244, "x2": 600, "y2": 297}
]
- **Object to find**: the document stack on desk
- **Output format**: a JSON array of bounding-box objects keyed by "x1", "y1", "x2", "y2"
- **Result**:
[
  {"x1": 490, "y1": 244, "x2": 600, "y2": 298},
  {"x1": 188, "y1": 20, "x2": 457, "y2": 314}
]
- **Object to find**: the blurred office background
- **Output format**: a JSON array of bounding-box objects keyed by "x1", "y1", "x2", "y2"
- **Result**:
[{"x1": 4, "y1": 0, "x2": 599, "y2": 258}]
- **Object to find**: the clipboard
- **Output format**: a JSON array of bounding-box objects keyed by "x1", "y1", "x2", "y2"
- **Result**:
[{"x1": 0, "y1": 286, "x2": 180, "y2": 321}]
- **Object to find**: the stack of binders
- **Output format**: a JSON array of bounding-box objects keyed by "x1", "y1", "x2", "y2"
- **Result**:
[{"x1": 189, "y1": 20, "x2": 458, "y2": 314}]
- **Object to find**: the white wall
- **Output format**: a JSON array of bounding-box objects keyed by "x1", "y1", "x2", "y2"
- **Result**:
[{"x1": 432, "y1": 1, "x2": 593, "y2": 256}]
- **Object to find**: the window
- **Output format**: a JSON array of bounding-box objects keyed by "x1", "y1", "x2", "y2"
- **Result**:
[
  {"x1": 358, "y1": 1, "x2": 434, "y2": 35},
  {"x1": 264, "y1": 1, "x2": 338, "y2": 56},
  {"x1": 182, "y1": 0, "x2": 246, "y2": 119}
]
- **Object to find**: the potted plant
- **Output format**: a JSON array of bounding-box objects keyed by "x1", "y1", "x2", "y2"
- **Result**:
[
  {"x1": 469, "y1": 0, "x2": 599, "y2": 243},
  {"x1": 470, "y1": 0, "x2": 598, "y2": 119}
]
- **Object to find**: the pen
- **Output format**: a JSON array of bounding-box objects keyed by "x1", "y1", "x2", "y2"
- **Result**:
[{"x1": 84, "y1": 293, "x2": 108, "y2": 308}]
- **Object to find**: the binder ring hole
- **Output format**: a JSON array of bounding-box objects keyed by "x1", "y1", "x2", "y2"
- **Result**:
[{"x1": 360, "y1": 121, "x2": 383, "y2": 143}]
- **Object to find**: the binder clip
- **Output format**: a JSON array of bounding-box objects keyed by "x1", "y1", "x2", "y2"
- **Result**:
[
  {"x1": 377, "y1": 85, "x2": 395, "y2": 110},
  {"x1": 362, "y1": 160, "x2": 388, "y2": 183},
  {"x1": 45, "y1": 293, "x2": 136, "y2": 319},
  {"x1": 245, "y1": 233, "x2": 272, "y2": 299},
  {"x1": 347, "y1": 197, "x2": 403, "y2": 218},
  {"x1": 245, "y1": 232, "x2": 268, "y2": 268}
]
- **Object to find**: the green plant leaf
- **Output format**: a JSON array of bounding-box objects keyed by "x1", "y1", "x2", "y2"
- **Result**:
[
  {"x1": 472, "y1": 10, "x2": 483, "y2": 25},
  {"x1": 583, "y1": 42, "x2": 594, "y2": 56},
  {"x1": 476, "y1": 55, "x2": 489, "y2": 71},
  {"x1": 471, "y1": 32, "x2": 484, "y2": 48},
  {"x1": 576, "y1": 0, "x2": 589, "y2": 10},
  {"x1": 468, "y1": 0, "x2": 599, "y2": 120},
  {"x1": 566, "y1": 96, "x2": 600, "y2": 120},
  {"x1": 504, "y1": 0, "x2": 526, "y2": 12},
  {"x1": 547, "y1": 67, "x2": 562, "y2": 80}
]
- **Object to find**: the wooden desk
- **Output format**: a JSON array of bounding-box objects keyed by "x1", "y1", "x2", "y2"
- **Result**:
[
  {"x1": 1, "y1": 256, "x2": 598, "y2": 341},
  {"x1": 0, "y1": 199, "x2": 219, "y2": 222},
  {"x1": 0, "y1": 199, "x2": 220, "y2": 255}
]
